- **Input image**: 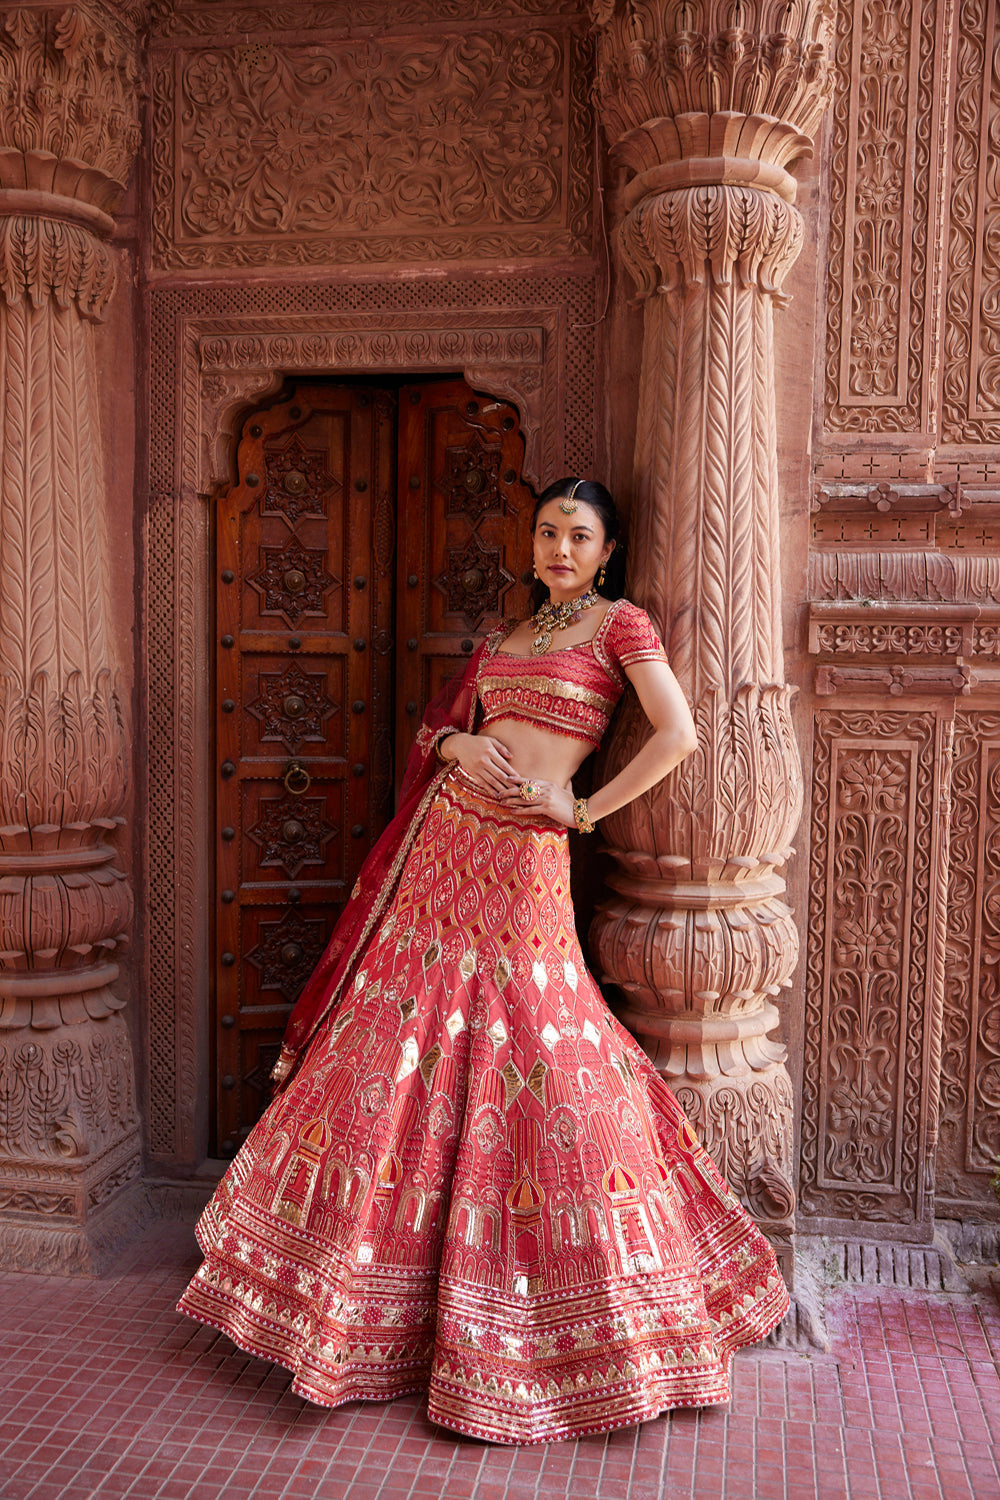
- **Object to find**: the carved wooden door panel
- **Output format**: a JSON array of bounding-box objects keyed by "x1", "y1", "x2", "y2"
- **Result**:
[
  {"x1": 214, "y1": 387, "x2": 397, "y2": 1156},
  {"x1": 394, "y1": 380, "x2": 534, "y2": 784},
  {"x1": 214, "y1": 379, "x2": 534, "y2": 1155}
]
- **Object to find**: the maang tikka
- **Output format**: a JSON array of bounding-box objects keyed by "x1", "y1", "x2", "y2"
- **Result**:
[{"x1": 559, "y1": 479, "x2": 583, "y2": 515}]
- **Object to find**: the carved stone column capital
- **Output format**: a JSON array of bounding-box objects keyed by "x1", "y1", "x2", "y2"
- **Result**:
[
  {"x1": 591, "y1": 0, "x2": 833, "y2": 150},
  {"x1": 591, "y1": 2, "x2": 833, "y2": 298},
  {"x1": 0, "y1": 4, "x2": 143, "y2": 171},
  {"x1": 0, "y1": 2, "x2": 143, "y2": 317},
  {"x1": 618, "y1": 179, "x2": 804, "y2": 298}
]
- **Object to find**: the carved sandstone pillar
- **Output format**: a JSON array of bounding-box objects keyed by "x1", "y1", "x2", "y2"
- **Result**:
[
  {"x1": 591, "y1": 2, "x2": 832, "y2": 1267},
  {"x1": 0, "y1": 4, "x2": 143, "y2": 1271}
]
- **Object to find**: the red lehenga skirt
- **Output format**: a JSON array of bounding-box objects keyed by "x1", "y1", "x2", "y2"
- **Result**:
[{"x1": 178, "y1": 767, "x2": 788, "y2": 1444}]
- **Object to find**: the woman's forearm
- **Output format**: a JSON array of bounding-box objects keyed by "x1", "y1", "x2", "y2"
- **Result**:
[{"x1": 584, "y1": 725, "x2": 697, "y2": 826}]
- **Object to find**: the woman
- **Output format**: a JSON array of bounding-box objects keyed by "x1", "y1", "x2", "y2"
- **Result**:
[{"x1": 178, "y1": 478, "x2": 788, "y2": 1444}]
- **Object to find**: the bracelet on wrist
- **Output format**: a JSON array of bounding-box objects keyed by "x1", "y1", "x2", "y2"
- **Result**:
[
  {"x1": 436, "y1": 732, "x2": 456, "y2": 765},
  {"x1": 573, "y1": 796, "x2": 596, "y2": 834}
]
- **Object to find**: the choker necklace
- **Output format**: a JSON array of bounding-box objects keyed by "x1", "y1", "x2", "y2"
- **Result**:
[{"x1": 530, "y1": 588, "x2": 600, "y2": 655}]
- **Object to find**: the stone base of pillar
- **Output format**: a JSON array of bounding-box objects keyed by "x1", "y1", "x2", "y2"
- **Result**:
[
  {"x1": 0, "y1": 1161, "x2": 147, "y2": 1276},
  {"x1": 668, "y1": 1064, "x2": 796, "y2": 1281},
  {"x1": 0, "y1": 1014, "x2": 145, "y2": 1274},
  {"x1": 770, "y1": 1230, "x2": 970, "y2": 1355}
]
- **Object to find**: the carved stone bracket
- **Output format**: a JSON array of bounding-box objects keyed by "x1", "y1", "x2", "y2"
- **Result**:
[
  {"x1": 197, "y1": 320, "x2": 550, "y2": 494},
  {"x1": 811, "y1": 482, "x2": 961, "y2": 517}
]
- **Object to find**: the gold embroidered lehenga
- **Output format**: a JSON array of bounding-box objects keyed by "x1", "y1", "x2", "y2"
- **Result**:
[{"x1": 178, "y1": 602, "x2": 788, "y2": 1444}]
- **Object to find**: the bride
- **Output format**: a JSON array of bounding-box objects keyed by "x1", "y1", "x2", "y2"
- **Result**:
[{"x1": 178, "y1": 477, "x2": 788, "y2": 1445}]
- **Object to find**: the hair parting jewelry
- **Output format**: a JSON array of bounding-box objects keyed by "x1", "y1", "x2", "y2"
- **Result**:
[
  {"x1": 573, "y1": 797, "x2": 596, "y2": 834},
  {"x1": 559, "y1": 479, "x2": 583, "y2": 515}
]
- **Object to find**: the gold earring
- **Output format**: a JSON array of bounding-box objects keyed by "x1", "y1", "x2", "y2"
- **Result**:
[
  {"x1": 532, "y1": 564, "x2": 538, "y2": 578},
  {"x1": 597, "y1": 561, "x2": 606, "y2": 587}
]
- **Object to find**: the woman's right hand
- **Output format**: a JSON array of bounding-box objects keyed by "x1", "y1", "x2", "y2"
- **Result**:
[{"x1": 441, "y1": 733, "x2": 518, "y2": 795}]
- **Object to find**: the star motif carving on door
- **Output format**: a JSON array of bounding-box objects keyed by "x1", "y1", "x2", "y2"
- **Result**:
[
  {"x1": 248, "y1": 538, "x2": 339, "y2": 625},
  {"x1": 433, "y1": 533, "x2": 514, "y2": 628},
  {"x1": 440, "y1": 433, "x2": 502, "y2": 522},
  {"x1": 245, "y1": 908, "x2": 329, "y2": 1001},
  {"x1": 262, "y1": 435, "x2": 339, "y2": 525},
  {"x1": 241, "y1": 1043, "x2": 282, "y2": 1104},
  {"x1": 247, "y1": 661, "x2": 338, "y2": 752},
  {"x1": 247, "y1": 792, "x2": 339, "y2": 878}
]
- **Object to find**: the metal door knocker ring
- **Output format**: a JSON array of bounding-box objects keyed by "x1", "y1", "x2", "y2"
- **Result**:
[{"x1": 283, "y1": 760, "x2": 311, "y2": 795}]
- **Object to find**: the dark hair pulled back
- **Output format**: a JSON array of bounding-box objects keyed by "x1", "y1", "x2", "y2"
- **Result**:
[{"x1": 529, "y1": 477, "x2": 626, "y2": 611}]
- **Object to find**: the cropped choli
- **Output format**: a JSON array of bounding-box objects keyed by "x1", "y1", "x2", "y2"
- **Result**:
[{"x1": 475, "y1": 598, "x2": 667, "y2": 749}]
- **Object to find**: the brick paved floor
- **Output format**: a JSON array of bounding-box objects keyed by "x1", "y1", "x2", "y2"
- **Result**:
[{"x1": 0, "y1": 1222, "x2": 998, "y2": 1500}]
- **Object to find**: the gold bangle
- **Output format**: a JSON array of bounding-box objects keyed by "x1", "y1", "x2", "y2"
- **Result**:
[
  {"x1": 573, "y1": 796, "x2": 596, "y2": 834},
  {"x1": 436, "y1": 733, "x2": 456, "y2": 764}
]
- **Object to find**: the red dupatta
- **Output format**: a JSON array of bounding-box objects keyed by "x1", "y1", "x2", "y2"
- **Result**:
[{"x1": 270, "y1": 628, "x2": 508, "y2": 1089}]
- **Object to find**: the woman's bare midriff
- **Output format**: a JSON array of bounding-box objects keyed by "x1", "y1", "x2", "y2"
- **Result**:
[{"x1": 472, "y1": 718, "x2": 591, "y2": 790}]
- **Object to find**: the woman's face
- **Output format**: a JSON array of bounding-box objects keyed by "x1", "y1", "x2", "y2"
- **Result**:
[{"x1": 532, "y1": 499, "x2": 615, "y2": 603}]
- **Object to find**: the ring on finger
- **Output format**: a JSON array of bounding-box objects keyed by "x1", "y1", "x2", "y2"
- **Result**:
[{"x1": 520, "y1": 780, "x2": 540, "y2": 803}]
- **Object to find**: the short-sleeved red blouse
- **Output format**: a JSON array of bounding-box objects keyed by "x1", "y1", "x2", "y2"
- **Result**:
[{"x1": 475, "y1": 598, "x2": 667, "y2": 749}]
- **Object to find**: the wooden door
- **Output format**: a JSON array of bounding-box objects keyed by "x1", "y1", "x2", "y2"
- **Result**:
[
  {"x1": 213, "y1": 379, "x2": 534, "y2": 1155},
  {"x1": 394, "y1": 380, "x2": 535, "y2": 781}
]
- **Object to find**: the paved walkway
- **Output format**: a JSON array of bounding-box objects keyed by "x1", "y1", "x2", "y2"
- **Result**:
[{"x1": 0, "y1": 1221, "x2": 998, "y2": 1500}]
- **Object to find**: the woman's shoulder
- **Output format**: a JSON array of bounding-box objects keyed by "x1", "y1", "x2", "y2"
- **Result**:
[
  {"x1": 600, "y1": 597, "x2": 648, "y2": 628},
  {"x1": 597, "y1": 598, "x2": 667, "y2": 664}
]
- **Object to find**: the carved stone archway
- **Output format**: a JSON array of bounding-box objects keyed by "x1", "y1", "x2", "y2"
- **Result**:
[{"x1": 144, "y1": 275, "x2": 599, "y2": 1180}]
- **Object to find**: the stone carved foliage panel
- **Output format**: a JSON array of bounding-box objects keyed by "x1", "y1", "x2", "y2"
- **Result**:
[
  {"x1": 151, "y1": 9, "x2": 593, "y2": 269},
  {"x1": 942, "y1": 0, "x2": 1000, "y2": 443},
  {"x1": 823, "y1": 0, "x2": 941, "y2": 434},
  {"x1": 802, "y1": 711, "x2": 943, "y2": 1227},
  {"x1": 938, "y1": 714, "x2": 1000, "y2": 1211}
]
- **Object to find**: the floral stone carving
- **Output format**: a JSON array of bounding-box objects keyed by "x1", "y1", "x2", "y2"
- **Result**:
[
  {"x1": 801, "y1": 711, "x2": 947, "y2": 1229},
  {"x1": 823, "y1": 0, "x2": 941, "y2": 434},
  {"x1": 938, "y1": 713, "x2": 1000, "y2": 1213},
  {"x1": 152, "y1": 23, "x2": 593, "y2": 268}
]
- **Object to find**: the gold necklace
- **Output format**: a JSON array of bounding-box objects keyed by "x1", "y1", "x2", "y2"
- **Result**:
[{"x1": 530, "y1": 588, "x2": 600, "y2": 656}]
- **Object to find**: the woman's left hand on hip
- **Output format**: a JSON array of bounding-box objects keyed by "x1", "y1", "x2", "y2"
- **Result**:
[{"x1": 500, "y1": 779, "x2": 574, "y2": 827}]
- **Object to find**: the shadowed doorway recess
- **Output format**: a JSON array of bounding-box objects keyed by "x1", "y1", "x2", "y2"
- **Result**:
[{"x1": 212, "y1": 377, "x2": 534, "y2": 1155}]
